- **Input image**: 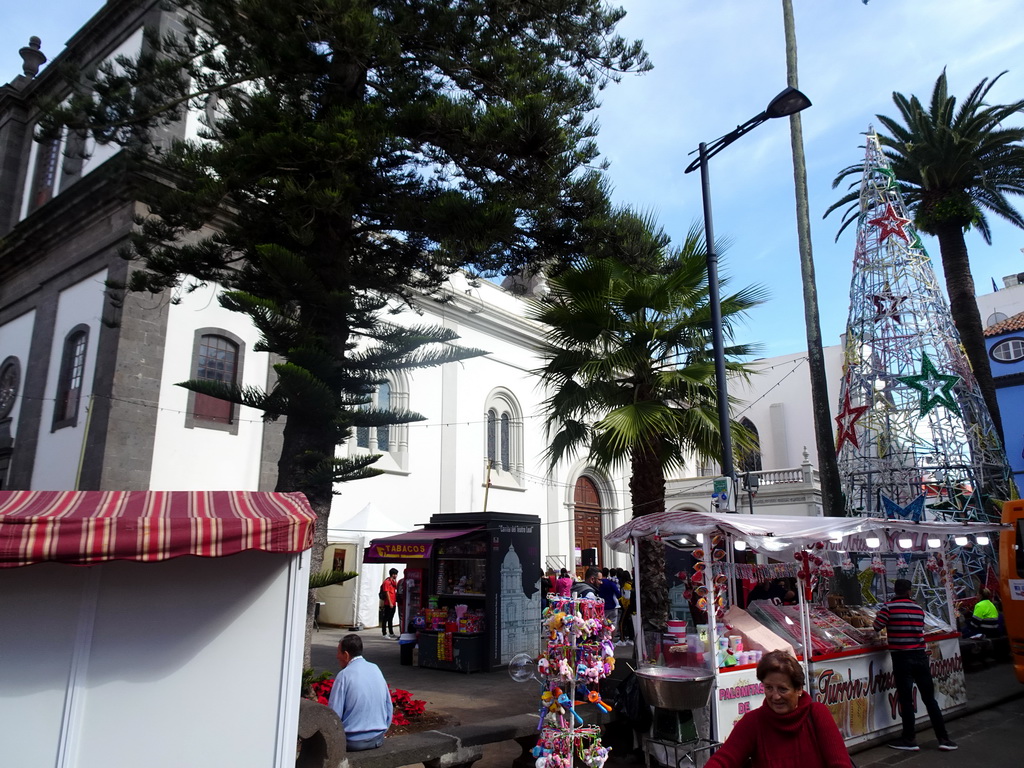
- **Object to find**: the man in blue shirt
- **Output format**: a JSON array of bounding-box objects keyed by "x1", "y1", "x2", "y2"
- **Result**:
[{"x1": 328, "y1": 634, "x2": 394, "y2": 751}]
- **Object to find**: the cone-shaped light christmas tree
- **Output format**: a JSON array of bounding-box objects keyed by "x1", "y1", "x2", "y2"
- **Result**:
[{"x1": 836, "y1": 132, "x2": 1010, "y2": 523}]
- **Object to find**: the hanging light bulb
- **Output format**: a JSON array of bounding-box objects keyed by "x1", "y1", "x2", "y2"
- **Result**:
[
  {"x1": 865, "y1": 536, "x2": 880, "y2": 549},
  {"x1": 976, "y1": 535, "x2": 990, "y2": 546},
  {"x1": 954, "y1": 536, "x2": 969, "y2": 546},
  {"x1": 695, "y1": 533, "x2": 704, "y2": 544},
  {"x1": 927, "y1": 537, "x2": 941, "y2": 549},
  {"x1": 898, "y1": 537, "x2": 913, "y2": 549},
  {"x1": 735, "y1": 540, "x2": 747, "y2": 551}
]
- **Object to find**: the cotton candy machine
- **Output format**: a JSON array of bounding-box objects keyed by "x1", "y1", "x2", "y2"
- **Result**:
[
  {"x1": 635, "y1": 665, "x2": 715, "y2": 711},
  {"x1": 635, "y1": 666, "x2": 718, "y2": 767}
]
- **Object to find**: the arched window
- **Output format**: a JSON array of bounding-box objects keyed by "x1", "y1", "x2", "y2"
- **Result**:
[
  {"x1": 30, "y1": 136, "x2": 61, "y2": 211},
  {"x1": 350, "y1": 375, "x2": 409, "y2": 472},
  {"x1": 737, "y1": 417, "x2": 763, "y2": 473},
  {"x1": 53, "y1": 324, "x2": 89, "y2": 430},
  {"x1": 185, "y1": 328, "x2": 246, "y2": 434},
  {"x1": 357, "y1": 380, "x2": 392, "y2": 451},
  {"x1": 484, "y1": 389, "x2": 522, "y2": 481}
]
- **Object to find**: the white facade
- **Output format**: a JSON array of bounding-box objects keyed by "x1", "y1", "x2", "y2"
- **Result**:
[
  {"x1": 149, "y1": 280, "x2": 270, "y2": 490},
  {"x1": 31, "y1": 269, "x2": 107, "y2": 490}
]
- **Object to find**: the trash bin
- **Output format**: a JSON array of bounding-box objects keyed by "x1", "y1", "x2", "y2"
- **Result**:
[{"x1": 399, "y1": 633, "x2": 416, "y2": 666}]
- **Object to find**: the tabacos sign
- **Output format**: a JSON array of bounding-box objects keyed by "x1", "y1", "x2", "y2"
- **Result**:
[{"x1": 371, "y1": 542, "x2": 429, "y2": 559}]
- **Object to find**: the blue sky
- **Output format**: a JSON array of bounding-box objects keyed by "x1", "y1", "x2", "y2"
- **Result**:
[{"x1": 5, "y1": 1, "x2": 1024, "y2": 358}]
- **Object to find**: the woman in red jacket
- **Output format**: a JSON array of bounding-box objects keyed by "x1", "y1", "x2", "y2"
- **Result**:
[{"x1": 705, "y1": 650, "x2": 851, "y2": 768}]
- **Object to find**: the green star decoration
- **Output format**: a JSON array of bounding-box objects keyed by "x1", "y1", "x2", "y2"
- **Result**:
[
  {"x1": 897, "y1": 352, "x2": 961, "y2": 416},
  {"x1": 872, "y1": 166, "x2": 897, "y2": 188}
]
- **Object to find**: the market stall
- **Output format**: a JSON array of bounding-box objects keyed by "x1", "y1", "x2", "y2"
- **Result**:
[
  {"x1": 606, "y1": 509, "x2": 1007, "y2": 748},
  {"x1": 364, "y1": 511, "x2": 541, "y2": 672},
  {"x1": 0, "y1": 489, "x2": 315, "y2": 768}
]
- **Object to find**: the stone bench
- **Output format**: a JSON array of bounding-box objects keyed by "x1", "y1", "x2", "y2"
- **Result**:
[{"x1": 297, "y1": 700, "x2": 542, "y2": 768}]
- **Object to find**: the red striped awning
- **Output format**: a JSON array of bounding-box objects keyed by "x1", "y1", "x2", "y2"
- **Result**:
[{"x1": 0, "y1": 490, "x2": 317, "y2": 567}]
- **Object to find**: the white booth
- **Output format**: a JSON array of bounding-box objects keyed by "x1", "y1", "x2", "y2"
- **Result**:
[{"x1": 0, "y1": 489, "x2": 315, "y2": 768}]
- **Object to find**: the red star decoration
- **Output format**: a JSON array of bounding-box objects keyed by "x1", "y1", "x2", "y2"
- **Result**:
[
  {"x1": 834, "y1": 388, "x2": 870, "y2": 454},
  {"x1": 868, "y1": 203, "x2": 911, "y2": 243},
  {"x1": 868, "y1": 292, "x2": 908, "y2": 324}
]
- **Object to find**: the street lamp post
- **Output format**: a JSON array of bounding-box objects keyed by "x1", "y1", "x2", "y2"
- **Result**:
[
  {"x1": 685, "y1": 87, "x2": 811, "y2": 499},
  {"x1": 743, "y1": 471, "x2": 759, "y2": 515}
]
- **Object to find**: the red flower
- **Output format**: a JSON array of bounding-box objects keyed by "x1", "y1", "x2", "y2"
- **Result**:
[{"x1": 389, "y1": 687, "x2": 427, "y2": 724}]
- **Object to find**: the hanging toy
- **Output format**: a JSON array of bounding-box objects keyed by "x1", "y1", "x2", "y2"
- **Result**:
[
  {"x1": 557, "y1": 692, "x2": 583, "y2": 726},
  {"x1": 584, "y1": 745, "x2": 610, "y2": 767}
]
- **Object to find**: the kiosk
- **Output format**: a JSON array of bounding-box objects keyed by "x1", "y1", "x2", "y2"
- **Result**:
[
  {"x1": 606, "y1": 509, "x2": 1007, "y2": 748},
  {"x1": 364, "y1": 511, "x2": 542, "y2": 671}
]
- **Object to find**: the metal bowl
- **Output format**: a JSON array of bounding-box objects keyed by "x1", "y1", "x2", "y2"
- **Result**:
[{"x1": 635, "y1": 665, "x2": 715, "y2": 711}]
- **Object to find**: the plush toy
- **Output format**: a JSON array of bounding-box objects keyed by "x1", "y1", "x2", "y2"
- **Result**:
[
  {"x1": 557, "y1": 657, "x2": 573, "y2": 680},
  {"x1": 548, "y1": 612, "x2": 567, "y2": 638}
]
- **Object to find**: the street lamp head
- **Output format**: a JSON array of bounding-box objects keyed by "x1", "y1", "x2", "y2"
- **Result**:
[
  {"x1": 764, "y1": 86, "x2": 812, "y2": 119},
  {"x1": 684, "y1": 85, "x2": 812, "y2": 173}
]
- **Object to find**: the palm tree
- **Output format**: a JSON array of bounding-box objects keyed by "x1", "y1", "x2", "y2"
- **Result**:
[
  {"x1": 827, "y1": 71, "x2": 1024, "y2": 443},
  {"x1": 781, "y1": 0, "x2": 844, "y2": 516},
  {"x1": 528, "y1": 210, "x2": 766, "y2": 628}
]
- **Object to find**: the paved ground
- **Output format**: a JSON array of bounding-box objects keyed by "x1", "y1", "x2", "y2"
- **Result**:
[
  {"x1": 310, "y1": 627, "x2": 1023, "y2": 767},
  {"x1": 853, "y1": 696, "x2": 1024, "y2": 767}
]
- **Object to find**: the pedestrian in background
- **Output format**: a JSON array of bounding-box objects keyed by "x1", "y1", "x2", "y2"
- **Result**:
[
  {"x1": 571, "y1": 566, "x2": 603, "y2": 599},
  {"x1": 618, "y1": 570, "x2": 635, "y2": 645},
  {"x1": 379, "y1": 568, "x2": 399, "y2": 639},
  {"x1": 873, "y1": 578, "x2": 957, "y2": 752},
  {"x1": 968, "y1": 587, "x2": 1002, "y2": 639},
  {"x1": 554, "y1": 567, "x2": 573, "y2": 597},
  {"x1": 599, "y1": 568, "x2": 622, "y2": 637}
]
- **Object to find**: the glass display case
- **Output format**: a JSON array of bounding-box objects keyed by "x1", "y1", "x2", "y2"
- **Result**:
[{"x1": 434, "y1": 556, "x2": 487, "y2": 597}]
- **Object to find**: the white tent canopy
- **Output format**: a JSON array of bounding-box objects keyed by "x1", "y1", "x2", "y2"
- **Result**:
[
  {"x1": 328, "y1": 502, "x2": 409, "y2": 629},
  {"x1": 605, "y1": 509, "x2": 1007, "y2": 555}
]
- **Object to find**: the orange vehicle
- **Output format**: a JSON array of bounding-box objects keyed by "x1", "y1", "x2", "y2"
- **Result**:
[{"x1": 1001, "y1": 499, "x2": 1024, "y2": 683}]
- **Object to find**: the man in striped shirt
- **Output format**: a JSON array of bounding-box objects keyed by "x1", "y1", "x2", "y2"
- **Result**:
[{"x1": 873, "y1": 578, "x2": 957, "y2": 752}]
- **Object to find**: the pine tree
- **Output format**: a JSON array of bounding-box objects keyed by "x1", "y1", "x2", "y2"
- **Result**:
[{"x1": 44, "y1": 0, "x2": 649, "y2": 657}]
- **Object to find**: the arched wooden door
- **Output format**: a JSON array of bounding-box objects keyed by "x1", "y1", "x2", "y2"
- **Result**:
[{"x1": 574, "y1": 476, "x2": 603, "y2": 577}]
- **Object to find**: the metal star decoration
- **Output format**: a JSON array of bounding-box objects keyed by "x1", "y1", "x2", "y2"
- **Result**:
[
  {"x1": 835, "y1": 387, "x2": 870, "y2": 453},
  {"x1": 867, "y1": 202, "x2": 912, "y2": 243},
  {"x1": 871, "y1": 165, "x2": 896, "y2": 189},
  {"x1": 868, "y1": 290, "x2": 908, "y2": 325},
  {"x1": 897, "y1": 351, "x2": 961, "y2": 416},
  {"x1": 882, "y1": 493, "x2": 926, "y2": 522}
]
